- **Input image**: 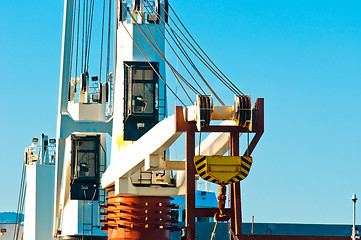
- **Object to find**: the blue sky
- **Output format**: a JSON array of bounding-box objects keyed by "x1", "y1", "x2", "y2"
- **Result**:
[{"x1": 1, "y1": 0, "x2": 361, "y2": 225}]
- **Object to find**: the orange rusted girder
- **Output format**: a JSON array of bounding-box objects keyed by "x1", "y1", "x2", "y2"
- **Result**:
[{"x1": 175, "y1": 98, "x2": 264, "y2": 240}]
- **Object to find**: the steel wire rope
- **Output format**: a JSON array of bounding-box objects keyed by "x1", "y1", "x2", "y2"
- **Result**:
[
  {"x1": 167, "y1": 24, "x2": 226, "y2": 104},
  {"x1": 16, "y1": 184, "x2": 26, "y2": 240},
  {"x1": 167, "y1": 3, "x2": 245, "y2": 96},
  {"x1": 169, "y1": 26, "x2": 242, "y2": 97},
  {"x1": 69, "y1": 0, "x2": 77, "y2": 85},
  {"x1": 227, "y1": 221, "x2": 240, "y2": 240},
  {"x1": 75, "y1": 0, "x2": 81, "y2": 81},
  {"x1": 81, "y1": 0, "x2": 85, "y2": 72},
  {"x1": 148, "y1": 1, "x2": 225, "y2": 100},
  {"x1": 83, "y1": 0, "x2": 90, "y2": 70},
  {"x1": 12, "y1": 166, "x2": 22, "y2": 240},
  {"x1": 159, "y1": 3, "x2": 244, "y2": 97},
  {"x1": 122, "y1": 1, "x2": 199, "y2": 106},
  {"x1": 120, "y1": 20, "x2": 186, "y2": 107},
  {"x1": 142, "y1": 0, "x2": 206, "y2": 96},
  {"x1": 83, "y1": 0, "x2": 88, "y2": 72},
  {"x1": 168, "y1": 24, "x2": 241, "y2": 98},
  {"x1": 170, "y1": 30, "x2": 223, "y2": 99},
  {"x1": 85, "y1": 0, "x2": 95, "y2": 69},
  {"x1": 106, "y1": 0, "x2": 112, "y2": 82},
  {"x1": 122, "y1": 1, "x2": 200, "y2": 97},
  {"x1": 170, "y1": 27, "x2": 239, "y2": 97},
  {"x1": 168, "y1": 25, "x2": 239, "y2": 97},
  {"x1": 85, "y1": 0, "x2": 93, "y2": 70},
  {"x1": 140, "y1": 1, "x2": 196, "y2": 103},
  {"x1": 145, "y1": 1, "x2": 225, "y2": 105},
  {"x1": 210, "y1": 220, "x2": 218, "y2": 240},
  {"x1": 13, "y1": 164, "x2": 26, "y2": 240},
  {"x1": 142, "y1": 0, "x2": 207, "y2": 98},
  {"x1": 17, "y1": 168, "x2": 26, "y2": 240},
  {"x1": 141, "y1": 23, "x2": 194, "y2": 104},
  {"x1": 99, "y1": 0, "x2": 106, "y2": 82}
]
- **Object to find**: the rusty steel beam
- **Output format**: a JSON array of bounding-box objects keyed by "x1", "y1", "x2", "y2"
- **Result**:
[
  {"x1": 185, "y1": 130, "x2": 196, "y2": 240},
  {"x1": 230, "y1": 130, "x2": 242, "y2": 237},
  {"x1": 194, "y1": 208, "x2": 232, "y2": 218},
  {"x1": 243, "y1": 98, "x2": 264, "y2": 156},
  {"x1": 101, "y1": 194, "x2": 174, "y2": 240},
  {"x1": 175, "y1": 98, "x2": 264, "y2": 240}
]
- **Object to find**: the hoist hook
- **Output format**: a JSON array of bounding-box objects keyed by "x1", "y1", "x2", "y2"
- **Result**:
[{"x1": 215, "y1": 184, "x2": 228, "y2": 222}]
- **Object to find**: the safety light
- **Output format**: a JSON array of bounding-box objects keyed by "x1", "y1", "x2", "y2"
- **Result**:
[
  {"x1": 32, "y1": 138, "x2": 38, "y2": 143},
  {"x1": 49, "y1": 139, "x2": 56, "y2": 144}
]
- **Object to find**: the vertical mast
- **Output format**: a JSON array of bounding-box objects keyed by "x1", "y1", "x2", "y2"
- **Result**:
[{"x1": 53, "y1": 0, "x2": 74, "y2": 236}]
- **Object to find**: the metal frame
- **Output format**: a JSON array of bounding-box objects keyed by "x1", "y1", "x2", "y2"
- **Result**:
[{"x1": 175, "y1": 98, "x2": 264, "y2": 240}]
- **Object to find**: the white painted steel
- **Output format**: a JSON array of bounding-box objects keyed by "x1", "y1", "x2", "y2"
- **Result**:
[
  {"x1": 103, "y1": 118, "x2": 237, "y2": 196},
  {"x1": 102, "y1": 114, "x2": 181, "y2": 189},
  {"x1": 57, "y1": 133, "x2": 107, "y2": 237},
  {"x1": 0, "y1": 224, "x2": 23, "y2": 240},
  {"x1": 53, "y1": 0, "x2": 75, "y2": 235},
  {"x1": 53, "y1": 0, "x2": 112, "y2": 236},
  {"x1": 23, "y1": 164, "x2": 56, "y2": 240}
]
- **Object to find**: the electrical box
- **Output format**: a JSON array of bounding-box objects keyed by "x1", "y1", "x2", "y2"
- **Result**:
[
  {"x1": 70, "y1": 135, "x2": 100, "y2": 200},
  {"x1": 124, "y1": 61, "x2": 159, "y2": 141}
]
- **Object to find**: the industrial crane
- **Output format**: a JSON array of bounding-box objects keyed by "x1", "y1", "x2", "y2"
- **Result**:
[{"x1": 20, "y1": 1, "x2": 264, "y2": 240}]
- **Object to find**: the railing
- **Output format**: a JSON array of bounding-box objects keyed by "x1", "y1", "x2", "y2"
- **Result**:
[
  {"x1": 70, "y1": 77, "x2": 100, "y2": 104},
  {"x1": 25, "y1": 142, "x2": 56, "y2": 165},
  {"x1": 122, "y1": 0, "x2": 159, "y2": 24}
]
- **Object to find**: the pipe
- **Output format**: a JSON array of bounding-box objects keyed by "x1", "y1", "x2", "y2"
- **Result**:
[{"x1": 352, "y1": 193, "x2": 357, "y2": 240}]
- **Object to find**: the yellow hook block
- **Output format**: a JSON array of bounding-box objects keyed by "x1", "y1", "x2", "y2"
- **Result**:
[{"x1": 194, "y1": 155, "x2": 253, "y2": 185}]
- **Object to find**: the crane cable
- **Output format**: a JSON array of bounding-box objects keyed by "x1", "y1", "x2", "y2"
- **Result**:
[
  {"x1": 167, "y1": 3, "x2": 245, "y2": 96},
  {"x1": 121, "y1": 2, "x2": 200, "y2": 101},
  {"x1": 85, "y1": 0, "x2": 95, "y2": 69},
  {"x1": 13, "y1": 163, "x2": 26, "y2": 240},
  {"x1": 143, "y1": 0, "x2": 225, "y2": 106},
  {"x1": 169, "y1": 27, "x2": 241, "y2": 97},
  {"x1": 120, "y1": 20, "x2": 186, "y2": 107},
  {"x1": 140, "y1": 2, "x2": 202, "y2": 103},
  {"x1": 122, "y1": 1, "x2": 200, "y2": 96},
  {"x1": 142, "y1": 0, "x2": 207, "y2": 96},
  {"x1": 99, "y1": 0, "x2": 106, "y2": 82},
  {"x1": 143, "y1": 0, "x2": 212, "y2": 97},
  {"x1": 143, "y1": 0, "x2": 225, "y2": 105},
  {"x1": 161, "y1": 3, "x2": 245, "y2": 96},
  {"x1": 74, "y1": 0, "x2": 80, "y2": 80},
  {"x1": 168, "y1": 24, "x2": 240, "y2": 97},
  {"x1": 141, "y1": 20, "x2": 194, "y2": 104},
  {"x1": 106, "y1": 0, "x2": 112, "y2": 82},
  {"x1": 68, "y1": 0, "x2": 77, "y2": 92},
  {"x1": 227, "y1": 221, "x2": 240, "y2": 240},
  {"x1": 81, "y1": 0, "x2": 85, "y2": 72}
]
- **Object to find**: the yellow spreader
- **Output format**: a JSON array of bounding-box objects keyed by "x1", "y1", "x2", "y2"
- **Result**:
[{"x1": 194, "y1": 155, "x2": 253, "y2": 185}]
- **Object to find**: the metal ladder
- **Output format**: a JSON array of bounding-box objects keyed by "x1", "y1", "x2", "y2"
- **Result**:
[
  {"x1": 81, "y1": 146, "x2": 107, "y2": 235},
  {"x1": 158, "y1": 98, "x2": 166, "y2": 120}
]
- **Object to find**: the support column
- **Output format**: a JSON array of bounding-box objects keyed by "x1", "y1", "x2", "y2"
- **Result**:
[
  {"x1": 185, "y1": 130, "x2": 196, "y2": 240},
  {"x1": 230, "y1": 131, "x2": 242, "y2": 237}
]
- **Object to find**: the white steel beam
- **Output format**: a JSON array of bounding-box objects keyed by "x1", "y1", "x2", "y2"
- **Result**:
[{"x1": 53, "y1": 0, "x2": 74, "y2": 236}]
